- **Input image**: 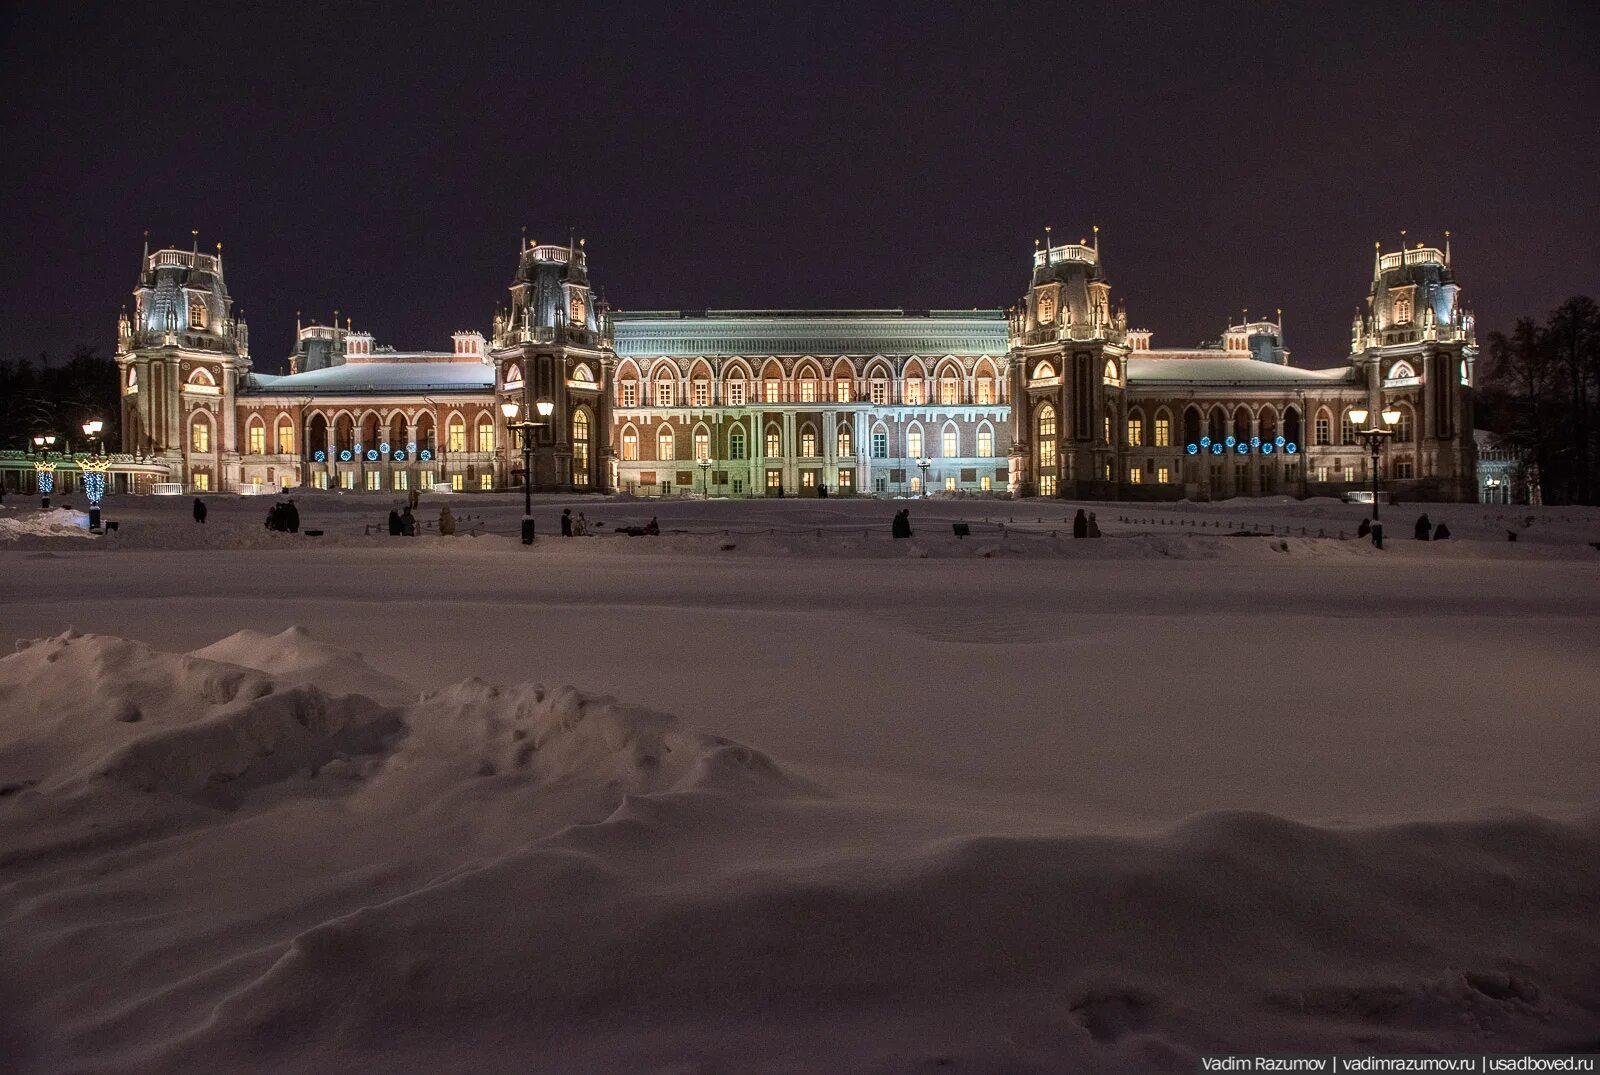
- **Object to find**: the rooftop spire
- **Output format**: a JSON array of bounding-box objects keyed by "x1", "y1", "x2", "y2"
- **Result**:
[
  {"x1": 1093, "y1": 224, "x2": 1100, "y2": 254},
  {"x1": 1373, "y1": 240, "x2": 1382, "y2": 280},
  {"x1": 191, "y1": 229, "x2": 199, "y2": 254},
  {"x1": 1444, "y1": 229, "x2": 1452, "y2": 265}
]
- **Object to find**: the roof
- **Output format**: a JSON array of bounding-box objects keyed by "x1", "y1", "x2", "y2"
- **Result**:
[
  {"x1": 1128, "y1": 357, "x2": 1355, "y2": 388},
  {"x1": 612, "y1": 310, "x2": 1008, "y2": 358},
  {"x1": 245, "y1": 363, "x2": 492, "y2": 395}
]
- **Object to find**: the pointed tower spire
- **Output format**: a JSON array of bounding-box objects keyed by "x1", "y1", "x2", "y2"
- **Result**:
[
  {"x1": 1043, "y1": 225, "x2": 1052, "y2": 259},
  {"x1": 191, "y1": 229, "x2": 199, "y2": 254},
  {"x1": 215, "y1": 241, "x2": 223, "y2": 272},
  {"x1": 1373, "y1": 241, "x2": 1382, "y2": 280},
  {"x1": 1444, "y1": 229, "x2": 1452, "y2": 265},
  {"x1": 521, "y1": 225, "x2": 527, "y2": 252},
  {"x1": 142, "y1": 229, "x2": 149, "y2": 263},
  {"x1": 1093, "y1": 224, "x2": 1100, "y2": 255}
]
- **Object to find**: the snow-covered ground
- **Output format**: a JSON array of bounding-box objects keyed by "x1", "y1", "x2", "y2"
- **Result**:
[{"x1": 2, "y1": 493, "x2": 1598, "y2": 1071}]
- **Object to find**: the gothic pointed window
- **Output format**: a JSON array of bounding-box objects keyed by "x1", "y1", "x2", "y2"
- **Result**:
[
  {"x1": 572, "y1": 410, "x2": 591, "y2": 484},
  {"x1": 188, "y1": 297, "x2": 209, "y2": 330},
  {"x1": 837, "y1": 425, "x2": 852, "y2": 456},
  {"x1": 1393, "y1": 292, "x2": 1413, "y2": 325}
]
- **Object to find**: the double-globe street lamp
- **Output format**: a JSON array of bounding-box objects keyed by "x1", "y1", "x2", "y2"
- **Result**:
[
  {"x1": 917, "y1": 456, "x2": 931, "y2": 498},
  {"x1": 1348, "y1": 405, "x2": 1402, "y2": 522},
  {"x1": 698, "y1": 456, "x2": 712, "y2": 497},
  {"x1": 79, "y1": 419, "x2": 109, "y2": 530},
  {"x1": 501, "y1": 398, "x2": 555, "y2": 544},
  {"x1": 30, "y1": 433, "x2": 59, "y2": 509}
]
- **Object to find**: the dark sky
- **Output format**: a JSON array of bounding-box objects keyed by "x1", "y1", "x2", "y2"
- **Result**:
[{"x1": 3, "y1": 1, "x2": 1596, "y2": 374}]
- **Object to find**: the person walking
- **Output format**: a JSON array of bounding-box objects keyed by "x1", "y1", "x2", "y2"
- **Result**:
[
  {"x1": 574, "y1": 511, "x2": 589, "y2": 536},
  {"x1": 560, "y1": 508, "x2": 573, "y2": 537},
  {"x1": 1073, "y1": 508, "x2": 1088, "y2": 539},
  {"x1": 193, "y1": 497, "x2": 207, "y2": 524},
  {"x1": 286, "y1": 499, "x2": 299, "y2": 533},
  {"x1": 438, "y1": 504, "x2": 456, "y2": 535},
  {"x1": 400, "y1": 506, "x2": 416, "y2": 537},
  {"x1": 891, "y1": 509, "x2": 907, "y2": 539},
  {"x1": 1087, "y1": 511, "x2": 1102, "y2": 538},
  {"x1": 388, "y1": 506, "x2": 402, "y2": 536},
  {"x1": 1414, "y1": 513, "x2": 1431, "y2": 541},
  {"x1": 408, "y1": 487, "x2": 420, "y2": 511}
]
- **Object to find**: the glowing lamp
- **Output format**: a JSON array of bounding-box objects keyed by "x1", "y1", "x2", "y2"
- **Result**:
[
  {"x1": 1381, "y1": 406, "x2": 1402, "y2": 428},
  {"x1": 535, "y1": 398, "x2": 555, "y2": 419},
  {"x1": 500, "y1": 401, "x2": 520, "y2": 421},
  {"x1": 1349, "y1": 407, "x2": 1369, "y2": 427}
]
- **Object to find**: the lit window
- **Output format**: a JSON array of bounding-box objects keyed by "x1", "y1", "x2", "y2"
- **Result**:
[
  {"x1": 655, "y1": 380, "x2": 675, "y2": 407},
  {"x1": 944, "y1": 476, "x2": 957, "y2": 491},
  {"x1": 727, "y1": 380, "x2": 745, "y2": 406},
  {"x1": 1039, "y1": 474, "x2": 1056, "y2": 496},
  {"x1": 394, "y1": 471, "x2": 409, "y2": 491},
  {"x1": 480, "y1": 473, "x2": 494, "y2": 490},
  {"x1": 1129, "y1": 466, "x2": 1143, "y2": 484},
  {"x1": 448, "y1": 420, "x2": 466, "y2": 452},
  {"x1": 801, "y1": 429, "x2": 817, "y2": 457},
  {"x1": 191, "y1": 418, "x2": 211, "y2": 453},
  {"x1": 942, "y1": 428, "x2": 958, "y2": 457},
  {"x1": 572, "y1": 411, "x2": 590, "y2": 484},
  {"x1": 192, "y1": 472, "x2": 210, "y2": 491},
  {"x1": 1393, "y1": 292, "x2": 1413, "y2": 324},
  {"x1": 1037, "y1": 404, "x2": 1056, "y2": 469},
  {"x1": 870, "y1": 380, "x2": 887, "y2": 405},
  {"x1": 907, "y1": 427, "x2": 923, "y2": 457},
  {"x1": 981, "y1": 476, "x2": 991, "y2": 491},
  {"x1": 767, "y1": 470, "x2": 782, "y2": 489},
  {"x1": 693, "y1": 381, "x2": 709, "y2": 407},
  {"x1": 764, "y1": 379, "x2": 781, "y2": 403},
  {"x1": 765, "y1": 430, "x2": 781, "y2": 456},
  {"x1": 340, "y1": 472, "x2": 354, "y2": 490},
  {"x1": 276, "y1": 424, "x2": 294, "y2": 454},
  {"x1": 1396, "y1": 407, "x2": 1413, "y2": 442},
  {"x1": 800, "y1": 379, "x2": 816, "y2": 403},
  {"x1": 451, "y1": 473, "x2": 464, "y2": 491},
  {"x1": 871, "y1": 431, "x2": 887, "y2": 458},
  {"x1": 248, "y1": 424, "x2": 265, "y2": 455},
  {"x1": 837, "y1": 427, "x2": 852, "y2": 456},
  {"x1": 188, "y1": 298, "x2": 208, "y2": 330},
  {"x1": 977, "y1": 428, "x2": 993, "y2": 457},
  {"x1": 1127, "y1": 417, "x2": 1143, "y2": 446},
  {"x1": 657, "y1": 427, "x2": 675, "y2": 461},
  {"x1": 1037, "y1": 405, "x2": 1056, "y2": 439},
  {"x1": 621, "y1": 429, "x2": 638, "y2": 460},
  {"x1": 910, "y1": 477, "x2": 921, "y2": 493},
  {"x1": 693, "y1": 430, "x2": 710, "y2": 461},
  {"x1": 1154, "y1": 417, "x2": 1170, "y2": 447},
  {"x1": 1343, "y1": 465, "x2": 1355, "y2": 483},
  {"x1": 904, "y1": 379, "x2": 923, "y2": 405},
  {"x1": 1157, "y1": 466, "x2": 1170, "y2": 483},
  {"x1": 976, "y1": 378, "x2": 994, "y2": 405},
  {"x1": 940, "y1": 378, "x2": 958, "y2": 405},
  {"x1": 476, "y1": 421, "x2": 495, "y2": 452},
  {"x1": 620, "y1": 382, "x2": 638, "y2": 407},
  {"x1": 835, "y1": 379, "x2": 851, "y2": 403},
  {"x1": 802, "y1": 470, "x2": 816, "y2": 488},
  {"x1": 1104, "y1": 414, "x2": 1113, "y2": 444},
  {"x1": 366, "y1": 471, "x2": 382, "y2": 491}
]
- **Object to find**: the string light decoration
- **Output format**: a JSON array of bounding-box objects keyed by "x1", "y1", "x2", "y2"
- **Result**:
[
  {"x1": 80, "y1": 456, "x2": 111, "y2": 506},
  {"x1": 35, "y1": 461, "x2": 56, "y2": 495}
]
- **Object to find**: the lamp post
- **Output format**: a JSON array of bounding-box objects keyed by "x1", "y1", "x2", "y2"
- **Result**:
[
  {"x1": 80, "y1": 419, "x2": 108, "y2": 530},
  {"x1": 1348, "y1": 405, "x2": 1401, "y2": 521},
  {"x1": 917, "y1": 456, "x2": 931, "y2": 498},
  {"x1": 30, "y1": 433, "x2": 59, "y2": 509},
  {"x1": 501, "y1": 398, "x2": 554, "y2": 544},
  {"x1": 698, "y1": 456, "x2": 711, "y2": 497}
]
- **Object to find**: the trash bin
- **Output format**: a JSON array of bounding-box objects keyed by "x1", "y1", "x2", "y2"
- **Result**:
[{"x1": 521, "y1": 517, "x2": 535, "y2": 545}]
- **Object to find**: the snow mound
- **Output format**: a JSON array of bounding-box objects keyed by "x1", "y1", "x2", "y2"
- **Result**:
[
  {"x1": 190, "y1": 626, "x2": 416, "y2": 704},
  {"x1": 0, "y1": 507, "x2": 96, "y2": 541},
  {"x1": 0, "y1": 631, "x2": 400, "y2": 804}
]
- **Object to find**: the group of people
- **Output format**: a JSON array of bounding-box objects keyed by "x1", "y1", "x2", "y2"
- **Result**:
[
  {"x1": 1413, "y1": 514, "x2": 1451, "y2": 541},
  {"x1": 558, "y1": 508, "x2": 594, "y2": 536},
  {"x1": 264, "y1": 499, "x2": 300, "y2": 533},
  {"x1": 1356, "y1": 513, "x2": 1451, "y2": 547},
  {"x1": 1072, "y1": 509, "x2": 1102, "y2": 538}
]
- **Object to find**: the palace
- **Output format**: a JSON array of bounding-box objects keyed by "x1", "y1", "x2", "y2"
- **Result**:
[{"x1": 101, "y1": 231, "x2": 1479, "y2": 501}]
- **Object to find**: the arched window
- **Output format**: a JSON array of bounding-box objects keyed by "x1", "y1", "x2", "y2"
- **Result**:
[
  {"x1": 977, "y1": 424, "x2": 994, "y2": 458},
  {"x1": 1208, "y1": 408, "x2": 1227, "y2": 443},
  {"x1": 188, "y1": 297, "x2": 209, "y2": 330},
  {"x1": 335, "y1": 414, "x2": 356, "y2": 453},
  {"x1": 837, "y1": 425, "x2": 852, "y2": 457},
  {"x1": 1103, "y1": 359, "x2": 1121, "y2": 386},
  {"x1": 571, "y1": 409, "x2": 591, "y2": 485},
  {"x1": 654, "y1": 366, "x2": 676, "y2": 407},
  {"x1": 621, "y1": 424, "x2": 640, "y2": 461},
  {"x1": 907, "y1": 424, "x2": 924, "y2": 458},
  {"x1": 307, "y1": 414, "x2": 328, "y2": 455},
  {"x1": 1127, "y1": 408, "x2": 1144, "y2": 447},
  {"x1": 1031, "y1": 361, "x2": 1056, "y2": 382},
  {"x1": 870, "y1": 423, "x2": 889, "y2": 459},
  {"x1": 1258, "y1": 406, "x2": 1279, "y2": 445},
  {"x1": 797, "y1": 366, "x2": 820, "y2": 403},
  {"x1": 657, "y1": 425, "x2": 675, "y2": 461},
  {"x1": 765, "y1": 426, "x2": 781, "y2": 457},
  {"x1": 1393, "y1": 292, "x2": 1413, "y2": 324},
  {"x1": 1340, "y1": 409, "x2": 1357, "y2": 445},
  {"x1": 724, "y1": 363, "x2": 750, "y2": 406},
  {"x1": 1396, "y1": 404, "x2": 1414, "y2": 443},
  {"x1": 1314, "y1": 408, "x2": 1332, "y2": 446},
  {"x1": 126, "y1": 366, "x2": 138, "y2": 389},
  {"x1": 1233, "y1": 407, "x2": 1250, "y2": 444},
  {"x1": 503, "y1": 363, "x2": 525, "y2": 390},
  {"x1": 618, "y1": 363, "x2": 640, "y2": 408},
  {"x1": 1183, "y1": 407, "x2": 1202, "y2": 446},
  {"x1": 1154, "y1": 408, "x2": 1171, "y2": 447},
  {"x1": 360, "y1": 413, "x2": 381, "y2": 449},
  {"x1": 1284, "y1": 407, "x2": 1302, "y2": 446},
  {"x1": 942, "y1": 424, "x2": 959, "y2": 458},
  {"x1": 729, "y1": 425, "x2": 747, "y2": 460},
  {"x1": 762, "y1": 362, "x2": 784, "y2": 404},
  {"x1": 1037, "y1": 404, "x2": 1057, "y2": 468},
  {"x1": 415, "y1": 412, "x2": 436, "y2": 453},
  {"x1": 275, "y1": 417, "x2": 294, "y2": 454},
  {"x1": 187, "y1": 366, "x2": 216, "y2": 387},
  {"x1": 190, "y1": 414, "x2": 212, "y2": 453},
  {"x1": 904, "y1": 372, "x2": 925, "y2": 406},
  {"x1": 1387, "y1": 360, "x2": 1417, "y2": 382},
  {"x1": 246, "y1": 417, "x2": 265, "y2": 455},
  {"x1": 570, "y1": 363, "x2": 595, "y2": 384},
  {"x1": 799, "y1": 424, "x2": 818, "y2": 457},
  {"x1": 447, "y1": 415, "x2": 466, "y2": 453},
  {"x1": 939, "y1": 374, "x2": 960, "y2": 405},
  {"x1": 388, "y1": 413, "x2": 407, "y2": 449},
  {"x1": 693, "y1": 424, "x2": 711, "y2": 462},
  {"x1": 476, "y1": 415, "x2": 495, "y2": 452}
]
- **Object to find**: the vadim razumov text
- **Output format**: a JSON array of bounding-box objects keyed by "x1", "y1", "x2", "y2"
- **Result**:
[{"x1": 1199, "y1": 1056, "x2": 1597, "y2": 1073}]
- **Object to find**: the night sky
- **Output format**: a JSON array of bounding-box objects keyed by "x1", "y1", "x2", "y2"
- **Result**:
[{"x1": 3, "y1": 2, "x2": 1596, "y2": 374}]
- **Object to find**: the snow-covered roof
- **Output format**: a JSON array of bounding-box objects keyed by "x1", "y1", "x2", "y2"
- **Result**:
[
  {"x1": 245, "y1": 363, "x2": 493, "y2": 395},
  {"x1": 1128, "y1": 357, "x2": 1355, "y2": 387}
]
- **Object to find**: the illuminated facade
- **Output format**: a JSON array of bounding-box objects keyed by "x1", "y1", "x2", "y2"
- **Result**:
[{"x1": 113, "y1": 232, "x2": 1479, "y2": 501}]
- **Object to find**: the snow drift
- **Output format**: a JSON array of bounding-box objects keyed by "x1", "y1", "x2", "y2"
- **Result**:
[{"x1": 1, "y1": 628, "x2": 1596, "y2": 1073}]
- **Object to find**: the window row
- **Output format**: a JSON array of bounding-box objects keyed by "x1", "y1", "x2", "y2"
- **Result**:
[
  {"x1": 617, "y1": 373, "x2": 1001, "y2": 408},
  {"x1": 620, "y1": 422, "x2": 1000, "y2": 462}
]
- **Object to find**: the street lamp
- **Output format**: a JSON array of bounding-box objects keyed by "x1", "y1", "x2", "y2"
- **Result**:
[
  {"x1": 1347, "y1": 405, "x2": 1402, "y2": 521},
  {"x1": 697, "y1": 456, "x2": 711, "y2": 497},
  {"x1": 80, "y1": 419, "x2": 109, "y2": 529},
  {"x1": 917, "y1": 456, "x2": 931, "y2": 498},
  {"x1": 501, "y1": 398, "x2": 555, "y2": 543},
  {"x1": 30, "y1": 434, "x2": 59, "y2": 509}
]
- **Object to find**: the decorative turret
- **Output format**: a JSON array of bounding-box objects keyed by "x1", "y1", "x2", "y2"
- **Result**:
[
  {"x1": 1011, "y1": 226, "x2": 1122, "y2": 348},
  {"x1": 1366, "y1": 234, "x2": 1464, "y2": 343},
  {"x1": 496, "y1": 237, "x2": 610, "y2": 348}
]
